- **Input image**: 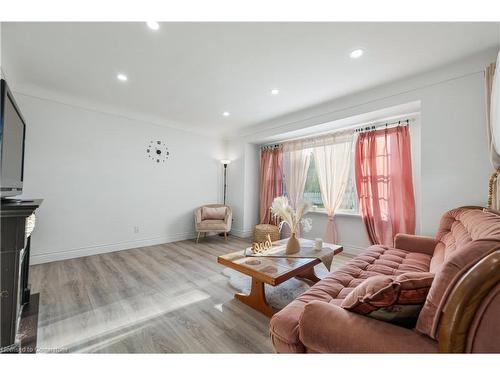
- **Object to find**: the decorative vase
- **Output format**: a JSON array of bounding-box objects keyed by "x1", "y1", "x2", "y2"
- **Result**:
[{"x1": 286, "y1": 232, "x2": 300, "y2": 255}]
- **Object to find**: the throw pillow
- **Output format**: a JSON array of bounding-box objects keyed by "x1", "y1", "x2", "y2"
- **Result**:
[
  {"x1": 201, "y1": 207, "x2": 227, "y2": 220},
  {"x1": 341, "y1": 272, "x2": 434, "y2": 328}
]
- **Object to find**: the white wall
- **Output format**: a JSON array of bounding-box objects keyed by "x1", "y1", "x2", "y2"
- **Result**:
[
  {"x1": 243, "y1": 143, "x2": 260, "y2": 233},
  {"x1": 17, "y1": 93, "x2": 224, "y2": 264},
  {"x1": 227, "y1": 47, "x2": 498, "y2": 254},
  {"x1": 225, "y1": 138, "x2": 246, "y2": 236},
  {"x1": 225, "y1": 139, "x2": 260, "y2": 237}
]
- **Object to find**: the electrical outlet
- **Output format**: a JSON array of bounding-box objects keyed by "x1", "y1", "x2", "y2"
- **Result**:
[{"x1": 133, "y1": 226, "x2": 140, "y2": 234}]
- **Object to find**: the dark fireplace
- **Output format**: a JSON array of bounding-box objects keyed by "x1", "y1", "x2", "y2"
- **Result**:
[{"x1": 1, "y1": 200, "x2": 42, "y2": 352}]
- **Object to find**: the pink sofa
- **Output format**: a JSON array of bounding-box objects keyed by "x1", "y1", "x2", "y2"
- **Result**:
[{"x1": 269, "y1": 207, "x2": 500, "y2": 353}]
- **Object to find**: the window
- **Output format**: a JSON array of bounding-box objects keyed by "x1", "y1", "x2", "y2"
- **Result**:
[
  {"x1": 303, "y1": 156, "x2": 324, "y2": 208},
  {"x1": 303, "y1": 150, "x2": 359, "y2": 214}
]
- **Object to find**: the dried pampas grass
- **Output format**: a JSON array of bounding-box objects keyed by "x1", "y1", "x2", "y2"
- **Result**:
[{"x1": 271, "y1": 196, "x2": 312, "y2": 234}]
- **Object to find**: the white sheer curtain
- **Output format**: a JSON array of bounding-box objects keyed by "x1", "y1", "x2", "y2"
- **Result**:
[
  {"x1": 313, "y1": 132, "x2": 354, "y2": 243},
  {"x1": 282, "y1": 130, "x2": 355, "y2": 241},
  {"x1": 486, "y1": 58, "x2": 500, "y2": 169},
  {"x1": 486, "y1": 53, "x2": 500, "y2": 209},
  {"x1": 284, "y1": 142, "x2": 311, "y2": 210}
]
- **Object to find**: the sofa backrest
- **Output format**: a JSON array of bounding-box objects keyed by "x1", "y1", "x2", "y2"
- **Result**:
[{"x1": 416, "y1": 207, "x2": 500, "y2": 340}]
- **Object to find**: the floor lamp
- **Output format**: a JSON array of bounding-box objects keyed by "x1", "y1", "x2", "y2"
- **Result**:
[
  {"x1": 220, "y1": 159, "x2": 231, "y2": 205},
  {"x1": 219, "y1": 160, "x2": 231, "y2": 236}
]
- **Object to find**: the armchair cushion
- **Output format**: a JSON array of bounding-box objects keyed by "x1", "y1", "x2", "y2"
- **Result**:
[
  {"x1": 197, "y1": 219, "x2": 229, "y2": 231},
  {"x1": 201, "y1": 206, "x2": 227, "y2": 220}
]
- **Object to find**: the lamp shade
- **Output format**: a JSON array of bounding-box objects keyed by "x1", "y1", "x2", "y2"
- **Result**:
[{"x1": 220, "y1": 159, "x2": 231, "y2": 165}]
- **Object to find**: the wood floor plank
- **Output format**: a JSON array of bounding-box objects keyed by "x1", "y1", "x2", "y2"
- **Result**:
[{"x1": 29, "y1": 236, "x2": 354, "y2": 353}]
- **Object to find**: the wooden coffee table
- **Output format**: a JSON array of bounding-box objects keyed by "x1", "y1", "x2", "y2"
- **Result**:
[{"x1": 217, "y1": 240, "x2": 342, "y2": 317}]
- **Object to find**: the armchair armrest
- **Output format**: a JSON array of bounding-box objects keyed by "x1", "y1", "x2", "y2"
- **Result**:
[
  {"x1": 224, "y1": 208, "x2": 232, "y2": 231},
  {"x1": 299, "y1": 301, "x2": 437, "y2": 353},
  {"x1": 224, "y1": 207, "x2": 232, "y2": 222},
  {"x1": 394, "y1": 233, "x2": 437, "y2": 256},
  {"x1": 194, "y1": 208, "x2": 202, "y2": 227}
]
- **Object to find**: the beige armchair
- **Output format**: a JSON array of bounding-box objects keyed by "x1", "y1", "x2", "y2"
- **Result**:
[{"x1": 194, "y1": 204, "x2": 232, "y2": 243}]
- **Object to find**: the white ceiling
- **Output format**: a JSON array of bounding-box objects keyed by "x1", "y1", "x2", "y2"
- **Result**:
[{"x1": 2, "y1": 22, "x2": 499, "y2": 136}]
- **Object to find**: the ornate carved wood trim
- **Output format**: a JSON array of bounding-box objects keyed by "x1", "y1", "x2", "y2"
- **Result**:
[
  {"x1": 488, "y1": 169, "x2": 500, "y2": 209},
  {"x1": 438, "y1": 249, "x2": 500, "y2": 353}
]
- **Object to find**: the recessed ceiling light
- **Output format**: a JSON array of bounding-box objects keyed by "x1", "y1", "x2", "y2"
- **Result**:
[
  {"x1": 349, "y1": 49, "x2": 364, "y2": 59},
  {"x1": 117, "y1": 73, "x2": 128, "y2": 82},
  {"x1": 222, "y1": 112, "x2": 230, "y2": 117},
  {"x1": 271, "y1": 89, "x2": 280, "y2": 95},
  {"x1": 146, "y1": 21, "x2": 160, "y2": 31}
]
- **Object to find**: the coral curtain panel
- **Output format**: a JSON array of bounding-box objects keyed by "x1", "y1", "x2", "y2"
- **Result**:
[
  {"x1": 259, "y1": 147, "x2": 284, "y2": 224},
  {"x1": 355, "y1": 126, "x2": 416, "y2": 246}
]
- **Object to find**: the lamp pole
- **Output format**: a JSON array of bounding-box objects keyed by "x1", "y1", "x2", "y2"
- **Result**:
[
  {"x1": 220, "y1": 160, "x2": 231, "y2": 237},
  {"x1": 223, "y1": 163, "x2": 228, "y2": 205},
  {"x1": 220, "y1": 160, "x2": 231, "y2": 205}
]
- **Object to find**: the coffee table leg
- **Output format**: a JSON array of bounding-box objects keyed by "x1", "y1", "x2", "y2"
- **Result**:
[
  {"x1": 235, "y1": 278, "x2": 276, "y2": 317},
  {"x1": 296, "y1": 267, "x2": 321, "y2": 284}
]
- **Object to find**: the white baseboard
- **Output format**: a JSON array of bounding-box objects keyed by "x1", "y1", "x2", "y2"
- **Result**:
[
  {"x1": 30, "y1": 231, "x2": 196, "y2": 265},
  {"x1": 30, "y1": 232, "x2": 366, "y2": 265},
  {"x1": 230, "y1": 228, "x2": 254, "y2": 238}
]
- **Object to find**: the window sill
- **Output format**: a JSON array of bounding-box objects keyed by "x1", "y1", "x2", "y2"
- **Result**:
[{"x1": 308, "y1": 209, "x2": 361, "y2": 218}]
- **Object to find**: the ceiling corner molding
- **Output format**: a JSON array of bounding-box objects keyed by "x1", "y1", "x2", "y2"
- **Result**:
[
  {"x1": 233, "y1": 46, "x2": 499, "y2": 143},
  {"x1": 12, "y1": 84, "x2": 222, "y2": 139}
]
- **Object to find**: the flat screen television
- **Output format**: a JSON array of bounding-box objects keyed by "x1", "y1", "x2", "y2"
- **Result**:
[{"x1": 0, "y1": 78, "x2": 26, "y2": 198}]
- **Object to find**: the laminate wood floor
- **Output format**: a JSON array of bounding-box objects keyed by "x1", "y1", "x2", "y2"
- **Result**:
[{"x1": 29, "y1": 236, "x2": 354, "y2": 353}]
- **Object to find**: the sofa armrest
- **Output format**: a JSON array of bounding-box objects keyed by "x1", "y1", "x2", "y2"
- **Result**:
[
  {"x1": 394, "y1": 233, "x2": 437, "y2": 256},
  {"x1": 299, "y1": 301, "x2": 437, "y2": 353}
]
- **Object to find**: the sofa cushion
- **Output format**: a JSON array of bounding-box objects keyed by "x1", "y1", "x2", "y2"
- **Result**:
[
  {"x1": 269, "y1": 245, "x2": 432, "y2": 351},
  {"x1": 201, "y1": 206, "x2": 226, "y2": 220},
  {"x1": 299, "y1": 301, "x2": 438, "y2": 353},
  {"x1": 416, "y1": 208, "x2": 500, "y2": 339},
  {"x1": 341, "y1": 272, "x2": 434, "y2": 327}
]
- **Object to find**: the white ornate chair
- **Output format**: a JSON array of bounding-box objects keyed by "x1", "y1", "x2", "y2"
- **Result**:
[{"x1": 194, "y1": 204, "x2": 232, "y2": 242}]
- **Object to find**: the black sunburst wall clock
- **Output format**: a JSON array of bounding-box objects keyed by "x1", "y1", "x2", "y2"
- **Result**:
[{"x1": 147, "y1": 140, "x2": 170, "y2": 163}]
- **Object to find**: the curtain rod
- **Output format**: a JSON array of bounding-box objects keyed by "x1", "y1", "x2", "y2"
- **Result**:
[
  {"x1": 261, "y1": 144, "x2": 282, "y2": 150},
  {"x1": 261, "y1": 117, "x2": 415, "y2": 149},
  {"x1": 354, "y1": 119, "x2": 410, "y2": 133}
]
